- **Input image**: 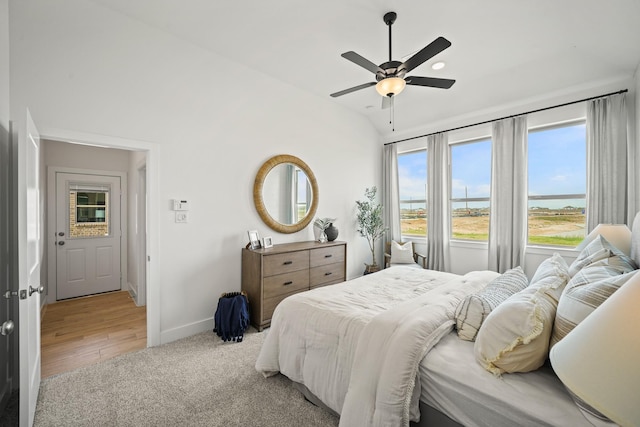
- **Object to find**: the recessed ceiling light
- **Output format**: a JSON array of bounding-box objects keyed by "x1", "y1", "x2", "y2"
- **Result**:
[{"x1": 431, "y1": 61, "x2": 446, "y2": 70}]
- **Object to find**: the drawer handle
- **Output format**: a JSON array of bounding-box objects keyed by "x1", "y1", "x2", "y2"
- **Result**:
[
  {"x1": 283, "y1": 261, "x2": 293, "y2": 265},
  {"x1": 283, "y1": 281, "x2": 293, "y2": 286},
  {"x1": 324, "y1": 272, "x2": 333, "y2": 276},
  {"x1": 324, "y1": 254, "x2": 333, "y2": 258}
]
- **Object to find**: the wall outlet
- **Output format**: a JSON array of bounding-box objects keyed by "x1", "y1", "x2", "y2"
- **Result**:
[{"x1": 175, "y1": 212, "x2": 188, "y2": 223}]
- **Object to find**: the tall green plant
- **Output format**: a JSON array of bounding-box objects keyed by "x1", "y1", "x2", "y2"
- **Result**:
[{"x1": 356, "y1": 187, "x2": 387, "y2": 266}]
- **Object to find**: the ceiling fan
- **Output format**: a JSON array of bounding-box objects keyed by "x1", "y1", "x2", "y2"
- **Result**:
[{"x1": 330, "y1": 11, "x2": 455, "y2": 102}]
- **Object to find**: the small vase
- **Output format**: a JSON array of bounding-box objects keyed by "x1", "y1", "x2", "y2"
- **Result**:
[
  {"x1": 318, "y1": 231, "x2": 327, "y2": 243},
  {"x1": 325, "y1": 223, "x2": 339, "y2": 241}
]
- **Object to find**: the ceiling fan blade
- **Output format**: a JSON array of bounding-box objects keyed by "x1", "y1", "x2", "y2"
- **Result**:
[
  {"x1": 405, "y1": 76, "x2": 455, "y2": 89},
  {"x1": 402, "y1": 37, "x2": 451, "y2": 73},
  {"x1": 381, "y1": 96, "x2": 392, "y2": 110},
  {"x1": 341, "y1": 51, "x2": 384, "y2": 74},
  {"x1": 330, "y1": 82, "x2": 376, "y2": 97}
]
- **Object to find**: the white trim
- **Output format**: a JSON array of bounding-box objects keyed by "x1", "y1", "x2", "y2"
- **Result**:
[
  {"x1": 135, "y1": 161, "x2": 147, "y2": 307},
  {"x1": 160, "y1": 317, "x2": 213, "y2": 345},
  {"x1": 40, "y1": 127, "x2": 161, "y2": 347}
]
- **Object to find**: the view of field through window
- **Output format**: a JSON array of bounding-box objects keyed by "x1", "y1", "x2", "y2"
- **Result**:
[{"x1": 397, "y1": 122, "x2": 586, "y2": 247}]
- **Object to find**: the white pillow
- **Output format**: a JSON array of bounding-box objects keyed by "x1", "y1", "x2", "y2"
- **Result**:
[
  {"x1": 455, "y1": 267, "x2": 529, "y2": 341},
  {"x1": 567, "y1": 235, "x2": 633, "y2": 276},
  {"x1": 390, "y1": 241, "x2": 415, "y2": 264},
  {"x1": 550, "y1": 266, "x2": 636, "y2": 349},
  {"x1": 474, "y1": 258, "x2": 570, "y2": 375}
]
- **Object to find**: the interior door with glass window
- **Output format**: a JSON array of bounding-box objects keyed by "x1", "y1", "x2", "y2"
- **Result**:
[{"x1": 55, "y1": 173, "x2": 121, "y2": 300}]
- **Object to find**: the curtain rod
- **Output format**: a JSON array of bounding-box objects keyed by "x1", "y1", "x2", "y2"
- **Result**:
[{"x1": 384, "y1": 88, "x2": 629, "y2": 146}]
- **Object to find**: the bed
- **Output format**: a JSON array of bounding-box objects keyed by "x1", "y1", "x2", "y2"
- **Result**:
[{"x1": 256, "y1": 223, "x2": 640, "y2": 426}]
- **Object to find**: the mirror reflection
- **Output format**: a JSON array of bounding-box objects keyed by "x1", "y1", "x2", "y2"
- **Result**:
[
  {"x1": 253, "y1": 154, "x2": 318, "y2": 234},
  {"x1": 262, "y1": 164, "x2": 313, "y2": 225}
]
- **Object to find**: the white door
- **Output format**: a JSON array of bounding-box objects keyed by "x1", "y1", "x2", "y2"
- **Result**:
[
  {"x1": 18, "y1": 109, "x2": 42, "y2": 427},
  {"x1": 55, "y1": 173, "x2": 121, "y2": 300}
]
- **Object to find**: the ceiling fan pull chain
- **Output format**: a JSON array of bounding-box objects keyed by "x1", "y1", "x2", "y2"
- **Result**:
[{"x1": 391, "y1": 97, "x2": 395, "y2": 132}]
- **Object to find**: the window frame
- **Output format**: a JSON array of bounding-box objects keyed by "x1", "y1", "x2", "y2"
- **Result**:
[
  {"x1": 449, "y1": 137, "x2": 492, "y2": 242},
  {"x1": 397, "y1": 148, "x2": 428, "y2": 239},
  {"x1": 526, "y1": 120, "x2": 587, "y2": 248}
]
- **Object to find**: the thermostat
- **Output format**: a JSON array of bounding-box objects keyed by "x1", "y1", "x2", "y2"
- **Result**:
[{"x1": 173, "y1": 199, "x2": 189, "y2": 211}]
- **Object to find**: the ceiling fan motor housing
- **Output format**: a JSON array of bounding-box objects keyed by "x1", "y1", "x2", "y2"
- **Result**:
[{"x1": 376, "y1": 61, "x2": 406, "y2": 82}]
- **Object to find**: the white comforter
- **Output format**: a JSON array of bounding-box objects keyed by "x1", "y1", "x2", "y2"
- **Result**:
[{"x1": 255, "y1": 266, "x2": 500, "y2": 426}]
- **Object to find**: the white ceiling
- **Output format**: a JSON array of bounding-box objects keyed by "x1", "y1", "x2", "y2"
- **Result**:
[{"x1": 88, "y1": 0, "x2": 640, "y2": 138}]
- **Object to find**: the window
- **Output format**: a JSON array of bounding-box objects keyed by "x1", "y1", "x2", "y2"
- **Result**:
[
  {"x1": 398, "y1": 150, "x2": 427, "y2": 237},
  {"x1": 528, "y1": 122, "x2": 586, "y2": 247},
  {"x1": 450, "y1": 139, "x2": 491, "y2": 241}
]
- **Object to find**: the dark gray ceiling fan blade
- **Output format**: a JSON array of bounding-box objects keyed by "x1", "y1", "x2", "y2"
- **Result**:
[
  {"x1": 341, "y1": 51, "x2": 384, "y2": 74},
  {"x1": 381, "y1": 96, "x2": 392, "y2": 109},
  {"x1": 402, "y1": 37, "x2": 451, "y2": 73},
  {"x1": 405, "y1": 76, "x2": 455, "y2": 89},
  {"x1": 330, "y1": 82, "x2": 377, "y2": 97}
]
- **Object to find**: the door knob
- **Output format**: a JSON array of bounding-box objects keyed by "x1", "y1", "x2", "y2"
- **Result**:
[
  {"x1": 28, "y1": 285, "x2": 44, "y2": 297},
  {"x1": 58, "y1": 241, "x2": 65, "y2": 246},
  {"x1": 0, "y1": 320, "x2": 14, "y2": 336}
]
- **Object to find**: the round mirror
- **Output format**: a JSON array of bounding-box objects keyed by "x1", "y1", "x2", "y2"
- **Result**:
[{"x1": 254, "y1": 155, "x2": 319, "y2": 234}]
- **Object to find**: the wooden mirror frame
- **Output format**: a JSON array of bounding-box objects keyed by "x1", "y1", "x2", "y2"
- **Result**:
[{"x1": 253, "y1": 154, "x2": 319, "y2": 234}]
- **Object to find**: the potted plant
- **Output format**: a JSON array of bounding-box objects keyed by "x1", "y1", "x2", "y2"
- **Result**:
[{"x1": 356, "y1": 187, "x2": 387, "y2": 274}]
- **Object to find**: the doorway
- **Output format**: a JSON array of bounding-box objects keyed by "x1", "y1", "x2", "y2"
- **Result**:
[{"x1": 43, "y1": 143, "x2": 145, "y2": 375}]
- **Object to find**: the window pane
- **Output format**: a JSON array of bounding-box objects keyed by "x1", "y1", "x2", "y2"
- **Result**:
[
  {"x1": 70, "y1": 190, "x2": 110, "y2": 238},
  {"x1": 528, "y1": 123, "x2": 586, "y2": 246},
  {"x1": 451, "y1": 201, "x2": 490, "y2": 241},
  {"x1": 398, "y1": 150, "x2": 427, "y2": 237},
  {"x1": 451, "y1": 139, "x2": 491, "y2": 240},
  {"x1": 528, "y1": 200, "x2": 585, "y2": 247},
  {"x1": 528, "y1": 124, "x2": 586, "y2": 196}
]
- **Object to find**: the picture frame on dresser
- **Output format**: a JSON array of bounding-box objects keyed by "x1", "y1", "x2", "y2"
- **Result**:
[
  {"x1": 262, "y1": 236, "x2": 273, "y2": 248},
  {"x1": 247, "y1": 230, "x2": 261, "y2": 250}
]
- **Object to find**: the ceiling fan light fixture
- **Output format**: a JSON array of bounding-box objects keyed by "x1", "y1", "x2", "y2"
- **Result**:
[
  {"x1": 431, "y1": 61, "x2": 446, "y2": 70},
  {"x1": 376, "y1": 77, "x2": 406, "y2": 97}
]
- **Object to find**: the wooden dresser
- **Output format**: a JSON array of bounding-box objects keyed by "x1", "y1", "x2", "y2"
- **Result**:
[{"x1": 241, "y1": 240, "x2": 346, "y2": 331}]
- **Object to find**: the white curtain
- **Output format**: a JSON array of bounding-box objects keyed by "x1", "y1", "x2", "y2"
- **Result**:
[
  {"x1": 586, "y1": 93, "x2": 630, "y2": 230},
  {"x1": 426, "y1": 132, "x2": 451, "y2": 271},
  {"x1": 488, "y1": 116, "x2": 528, "y2": 273},
  {"x1": 382, "y1": 143, "x2": 402, "y2": 253}
]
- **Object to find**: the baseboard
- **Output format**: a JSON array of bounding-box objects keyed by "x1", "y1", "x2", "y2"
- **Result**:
[
  {"x1": 127, "y1": 282, "x2": 137, "y2": 299},
  {"x1": 160, "y1": 317, "x2": 213, "y2": 345}
]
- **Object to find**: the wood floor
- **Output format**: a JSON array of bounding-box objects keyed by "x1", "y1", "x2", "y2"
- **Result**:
[{"x1": 41, "y1": 291, "x2": 146, "y2": 378}]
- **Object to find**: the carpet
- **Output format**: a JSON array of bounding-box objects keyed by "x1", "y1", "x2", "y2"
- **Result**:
[{"x1": 34, "y1": 328, "x2": 339, "y2": 427}]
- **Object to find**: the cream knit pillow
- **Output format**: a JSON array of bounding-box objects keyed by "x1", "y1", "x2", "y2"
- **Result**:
[
  {"x1": 474, "y1": 255, "x2": 570, "y2": 375},
  {"x1": 454, "y1": 266, "x2": 529, "y2": 341}
]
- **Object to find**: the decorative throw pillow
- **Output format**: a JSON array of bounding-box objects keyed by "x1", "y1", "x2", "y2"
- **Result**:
[
  {"x1": 474, "y1": 258, "x2": 570, "y2": 375},
  {"x1": 567, "y1": 235, "x2": 635, "y2": 277},
  {"x1": 390, "y1": 241, "x2": 415, "y2": 264},
  {"x1": 530, "y1": 252, "x2": 570, "y2": 285},
  {"x1": 550, "y1": 266, "x2": 637, "y2": 349},
  {"x1": 455, "y1": 266, "x2": 529, "y2": 341}
]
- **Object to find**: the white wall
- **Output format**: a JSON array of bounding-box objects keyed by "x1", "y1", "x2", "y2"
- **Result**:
[{"x1": 9, "y1": 0, "x2": 380, "y2": 343}]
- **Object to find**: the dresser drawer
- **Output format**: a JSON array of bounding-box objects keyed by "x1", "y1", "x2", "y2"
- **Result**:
[
  {"x1": 263, "y1": 290, "x2": 306, "y2": 321},
  {"x1": 263, "y1": 270, "x2": 309, "y2": 299},
  {"x1": 310, "y1": 262, "x2": 345, "y2": 287},
  {"x1": 310, "y1": 245, "x2": 345, "y2": 268},
  {"x1": 263, "y1": 251, "x2": 309, "y2": 277}
]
